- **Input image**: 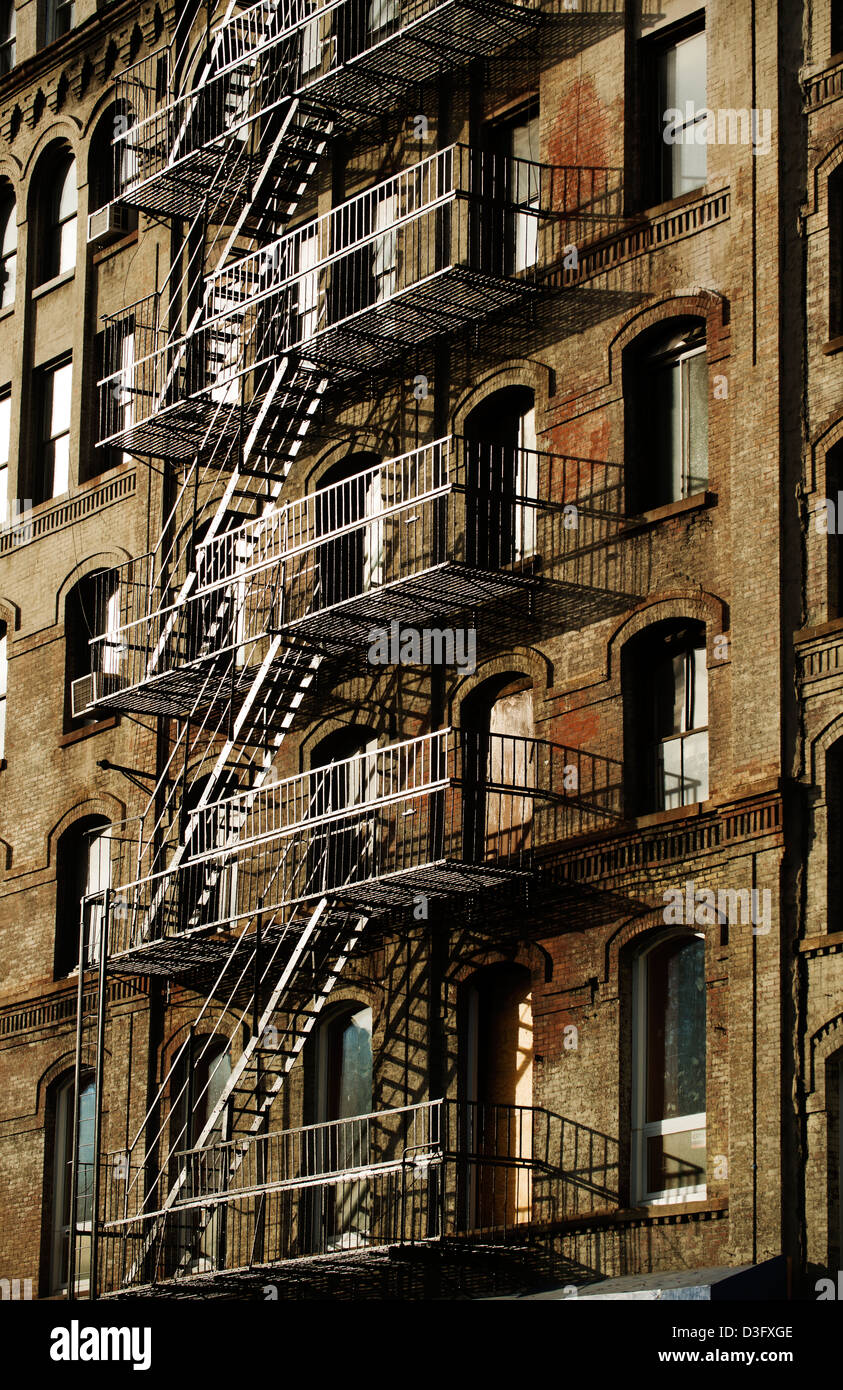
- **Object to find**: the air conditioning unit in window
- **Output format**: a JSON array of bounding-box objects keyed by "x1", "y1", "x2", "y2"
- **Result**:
[
  {"x1": 70, "y1": 672, "x2": 123, "y2": 720},
  {"x1": 71, "y1": 674, "x2": 98, "y2": 719},
  {"x1": 87, "y1": 202, "x2": 132, "y2": 246}
]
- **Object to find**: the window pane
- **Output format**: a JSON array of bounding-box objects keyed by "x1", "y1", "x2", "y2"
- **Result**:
[
  {"x1": 336, "y1": 1006, "x2": 373, "y2": 1120},
  {"x1": 652, "y1": 359, "x2": 681, "y2": 503},
  {"x1": 0, "y1": 464, "x2": 6, "y2": 525},
  {"x1": 58, "y1": 165, "x2": 78, "y2": 220},
  {"x1": 646, "y1": 1127, "x2": 706, "y2": 1194},
  {"x1": 0, "y1": 631, "x2": 7, "y2": 698},
  {"x1": 689, "y1": 644, "x2": 708, "y2": 729},
  {"x1": 50, "y1": 361, "x2": 72, "y2": 434},
  {"x1": 683, "y1": 349, "x2": 708, "y2": 493},
  {"x1": 666, "y1": 31, "x2": 706, "y2": 114},
  {"x1": 0, "y1": 391, "x2": 10, "y2": 465},
  {"x1": 52, "y1": 435, "x2": 70, "y2": 496},
  {"x1": 660, "y1": 31, "x2": 707, "y2": 199},
  {"x1": 646, "y1": 937, "x2": 706, "y2": 1122},
  {"x1": 58, "y1": 214, "x2": 76, "y2": 273}
]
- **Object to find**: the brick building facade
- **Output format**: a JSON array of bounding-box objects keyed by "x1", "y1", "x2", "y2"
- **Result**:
[{"x1": 0, "y1": 0, "x2": 839, "y2": 1301}]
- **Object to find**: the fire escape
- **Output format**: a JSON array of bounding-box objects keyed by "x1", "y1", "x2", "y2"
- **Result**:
[{"x1": 69, "y1": 0, "x2": 626, "y2": 1296}]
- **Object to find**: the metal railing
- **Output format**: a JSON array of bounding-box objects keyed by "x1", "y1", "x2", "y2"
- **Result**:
[
  {"x1": 88, "y1": 727, "x2": 621, "y2": 958},
  {"x1": 111, "y1": 0, "x2": 544, "y2": 210},
  {"x1": 94, "y1": 1098, "x2": 618, "y2": 1291},
  {"x1": 97, "y1": 145, "x2": 622, "y2": 454},
  {"x1": 82, "y1": 438, "x2": 622, "y2": 706}
]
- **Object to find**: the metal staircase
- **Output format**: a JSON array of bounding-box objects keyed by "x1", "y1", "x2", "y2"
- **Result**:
[{"x1": 70, "y1": 0, "x2": 605, "y2": 1298}]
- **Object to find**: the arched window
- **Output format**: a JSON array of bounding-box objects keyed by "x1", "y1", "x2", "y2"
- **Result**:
[
  {"x1": 64, "y1": 569, "x2": 120, "y2": 729},
  {"x1": 623, "y1": 620, "x2": 709, "y2": 814},
  {"x1": 463, "y1": 387, "x2": 538, "y2": 570},
  {"x1": 45, "y1": 0, "x2": 75, "y2": 45},
  {"x1": 306, "y1": 726, "x2": 377, "y2": 898},
  {"x1": 314, "y1": 453, "x2": 382, "y2": 611},
  {"x1": 0, "y1": 187, "x2": 16, "y2": 306},
  {"x1": 177, "y1": 771, "x2": 241, "y2": 934},
  {"x1": 829, "y1": 167, "x2": 843, "y2": 341},
  {"x1": 317, "y1": 1004, "x2": 374, "y2": 1124},
  {"x1": 36, "y1": 148, "x2": 77, "y2": 283},
  {"x1": 825, "y1": 441, "x2": 843, "y2": 619},
  {"x1": 624, "y1": 318, "x2": 708, "y2": 512},
  {"x1": 310, "y1": 1003, "x2": 373, "y2": 1250},
  {"x1": 46, "y1": 1070, "x2": 95, "y2": 1294},
  {"x1": 168, "y1": 1037, "x2": 231, "y2": 1274},
  {"x1": 460, "y1": 672, "x2": 535, "y2": 865},
  {"x1": 54, "y1": 815, "x2": 110, "y2": 977},
  {"x1": 88, "y1": 102, "x2": 139, "y2": 216},
  {"x1": 632, "y1": 933, "x2": 706, "y2": 1204},
  {"x1": 32, "y1": 354, "x2": 72, "y2": 503},
  {"x1": 460, "y1": 962, "x2": 533, "y2": 1229},
  {"x1": 0, "y1": 620, "x2": 6, "y2": 762},
  {"x1": 0, "y1": 1, "x2": 15, "y2": 74}
]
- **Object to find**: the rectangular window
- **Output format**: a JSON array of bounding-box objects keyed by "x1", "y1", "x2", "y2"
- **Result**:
[
  {"x1": 0, "y1": 626, "x2": 6, "y2": 761},
  {"x1": 652, "y1": 342, "x2": 708, "y2": 500},
  {"x1": 655, "y1": 643, "x2": 709, "y2": 809},
  {"x1": 46, "y1": 0, "x2": 75, "y2": 44},
  {"x1": 0, "y1": 388, "x2": 9, "y2": 527},
  {"x1": 0, "y1": 2, "x2": 14, "y2": 73},
  {"x1": 643, "y1": 20, "x2": 707, "y2": 206},
  {"x1": 36, "y1": 357, "x2": 72, "y2": 502},
  {"x1": 633, "y1": 936, "x2": 707, "y2": 1205}
]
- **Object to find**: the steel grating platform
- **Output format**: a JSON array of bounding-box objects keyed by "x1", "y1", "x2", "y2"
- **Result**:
[
  {"x1": 101, "y1": 1238, "x2": 589, "y2": 1301},
  {"x1": 301, "y1": 268, "x2": 545, "y2": 381},
  {"x1": 300, "y1": 0, "x2": 545, "y2": 124}
]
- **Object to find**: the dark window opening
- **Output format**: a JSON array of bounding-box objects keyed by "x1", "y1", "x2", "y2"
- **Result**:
[
  {"x1": 54, "y1": 815, "x2": 110, "y2": 977},
  {"x1": 623, "y1": 620, "x2": 709, "y2": 815},
  {"x1": 463, "y1": 386, "x2": 537, "y2": 570},
  {"x1": 640, "y1": 17, "x2": 706, "y2": 208},
  {"x1": 625, "y1": 318, "x2": 708, "y2": 513}
]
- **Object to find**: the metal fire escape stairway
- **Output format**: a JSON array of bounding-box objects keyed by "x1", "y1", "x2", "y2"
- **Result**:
[
  {"x1": 79, "y1": 0, "x2": 561, "y2": 1294},
  {"x1": 83, "y1": 0, "x2": 359, "y2": 1291}
]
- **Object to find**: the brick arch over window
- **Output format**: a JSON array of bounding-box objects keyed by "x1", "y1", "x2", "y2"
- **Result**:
[
  {"x1": 445, "y1": 941, "x2": 543, "y2": 989},
  {"x1": 605, "y1": 591, "x2": 728, "y2": 686},
  {"x1": 47, "y1": 794, "x2": 125, "y2": 867},
  {"x1": 34, "y1": 1047, "x2": 102, "y2": 1119},
  {"x1": 607, "y1": 292, "x2": 729, "y2": 388},
  {"x1": 21, "y1": 124, "x2": 81, "y2": 182},
  {"x1": 304, "y1": 434, "x2": 387, "y2": 493},
  {"x1": 54, "y1": 551, "x2": 130, "y2": 626},
  {"x1": 449, "y1": 648, "x2": 552, "y2": 716},
  {"x1": 452, "y1": 362, "x2": 552, "y2": 435},
  {"x1": 808, "y1": 1013, "x2": 843, "y2": 1101},
  {"x1": 804, "y1": 135, "x2": 843, "y2": 223},
  {"x1": 808, "y1": 414, "x2": 843, "y2": 497}
]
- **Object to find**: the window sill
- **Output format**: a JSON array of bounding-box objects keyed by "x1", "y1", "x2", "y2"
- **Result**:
[
  {"x1": 31, "y1": 268, "x2": 75, "y2": 300},
  {"x1": 0, "y1": 303, "x2": 13, "y2": 322},
  {"x1": 632, "y1": 801, "x2": 706, "y2": 830},
  {"x1": 58, "y1": 715, "x2": 119, "y2": 747},
  {"x1": 619, "y1": 490, "x2": 716, "y2": 535},
  {"x1": 637, "y1": 184, "x2": 709, "y2": 221},
  {"x1": 92, "y1": 229, "x2": 139, "y2": 266},
  {"x1": 822, "y1": 335, "x2": 843, "y2": 356}
]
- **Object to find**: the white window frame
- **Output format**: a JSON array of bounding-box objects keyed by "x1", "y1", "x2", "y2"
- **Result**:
[
  {"x1": 0, "y1": 0, "x2": 15, "y2": 73},
  {"x1": 631, "y1": 932, "x2": 707, "y2": 1206},
  {"x1": 0, "y1": 196, "x2": 16, "y2": 307},
  {"x1": 0, "y1": 626, "x2": 7, "y2": 762},
  {"x1": 0, "y1": 388, "x2": 10, "y2": 529},
  {"x1": 46, "y1": 0, "x2": 75, "y2": 44},
  {"x1": 41, "y1": 356, "x2": 72, "y2": 499},
  {"x1": 51, "y1": 1074, "x2": 94, "y2": 1295}
]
